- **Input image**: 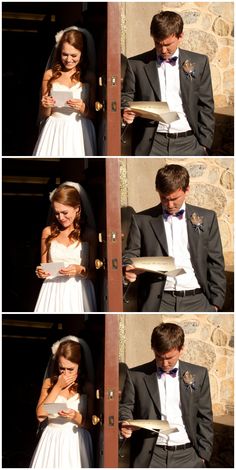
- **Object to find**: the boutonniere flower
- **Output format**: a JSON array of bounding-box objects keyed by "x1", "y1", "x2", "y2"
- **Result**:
[
  {"x1": 182, "y1": 60, "x2": 196, "y2": 80},
  {"x1": 182, "y1": 371, "x2": 196, "y2": 392},
  {"x1": 190, "y1": 212, "x2": 204, "y2": 233}
]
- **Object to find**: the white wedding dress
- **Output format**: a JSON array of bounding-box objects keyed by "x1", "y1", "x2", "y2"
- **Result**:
[
  {"x1": 30, "y1": 394, "x2": 93, "y2": 468},
  {"x1": 34, "y1": 240, "x2": 97, "y2": 313},
  {"x1": 33, "y1": 82, "x2": 96, "y2": 156}
]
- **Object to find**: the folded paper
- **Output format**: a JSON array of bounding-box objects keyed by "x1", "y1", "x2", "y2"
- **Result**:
[
  {"x1": 128, "y1": 256, "x2": 185, "y2": 277},
  {"x1": 128, "y1": 101, "x2": 179, "y2": 123},
  {"x1": 41, "y1": 262, "x2": 66, "y2": 279},
  {"x1": 121, "y1": 419, "x2": 178, "y2": 435},
  {"x1": 43, "y1": 403, "x2": 69, "y2": 414},
  {"x1": 51, "y1": 90, "x2": 74, "y2": 107}
]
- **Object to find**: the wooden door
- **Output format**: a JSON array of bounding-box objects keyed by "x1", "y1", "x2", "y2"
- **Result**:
[{"x1": 96, "y1": 3, "x2": 121, "y2": 155}]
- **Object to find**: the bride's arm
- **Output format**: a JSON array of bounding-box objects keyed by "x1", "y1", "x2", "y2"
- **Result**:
[
  {"x1": 40, "y1": 69, "x2": 55, "y2": 119},
  {"x1": 35, "y1": 226, "x2": 51, "y2": 278}
]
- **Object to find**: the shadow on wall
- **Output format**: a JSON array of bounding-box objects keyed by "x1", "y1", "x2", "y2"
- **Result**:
[
  {"x1": 212, "y1": 108, "x2": 234, "y2": 156},
  {"x1": 223, "y1": 271, "x2": 234, "y2": 312}
]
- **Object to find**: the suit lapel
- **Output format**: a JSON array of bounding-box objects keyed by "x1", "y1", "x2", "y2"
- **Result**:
[
  {"x1": 143, "y1": 364, "x2": 161, "y2": 415},
  {"x1": 149, "y1": 206, "x2": 169, "y2": 254},
  {"x1": 144, "y1": 50, "x2": 161, "y2": 100}
]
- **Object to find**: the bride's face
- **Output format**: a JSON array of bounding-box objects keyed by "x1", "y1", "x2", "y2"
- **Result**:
[
  {"x1": 53, "y1": 201, "x2": 79, "y2": 229},
  {"x1": 58, "y1": 356, "x2": 79, "y2": 377},
  {"x1": 61, "y1": 42, "x2": 82, "y2": 71}
]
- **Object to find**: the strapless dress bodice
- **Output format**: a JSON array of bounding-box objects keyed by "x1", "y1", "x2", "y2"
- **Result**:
[{"x1": 48, "y1": 240, "x2": 89, "y2": 267}]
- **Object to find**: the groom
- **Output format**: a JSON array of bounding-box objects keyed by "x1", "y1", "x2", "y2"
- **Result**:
[
  {"x1": 123, "y1": 164, "x2": 226, "y2": 312},
  {"x1": 122, "y1": 11, "x2": 215, "y2": 156},
  {"x1": 119, "y1": 322, "x2": 213, "y2": 467}
]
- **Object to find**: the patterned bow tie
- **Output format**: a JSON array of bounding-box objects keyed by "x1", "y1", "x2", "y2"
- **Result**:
[
  {"x1": 163, "y1": 209, "x2": 185, "y2": 220},
  {"x1": 157, "y1": 55, "x2": 178, "y2": 66},
  {"x1": 157, "y1": 367, "x2": 178, "y2": 378}
]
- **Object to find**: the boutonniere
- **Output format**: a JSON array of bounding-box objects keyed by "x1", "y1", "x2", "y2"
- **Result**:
[
  {"x1": 182, "y1": 371, "x2": 196, "y2": 392},
  {"x1": 182, "y1": 60, "x2": 196, "y2": 80},
  {"x1": 190, "y1": 212, "x2": 204, "y2": 233}
]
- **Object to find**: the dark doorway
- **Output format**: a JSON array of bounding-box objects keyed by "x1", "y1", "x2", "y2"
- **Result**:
[
  {"x1": 2, "y1": 2, "x2": 107, "y2": 156},
  {"x1": 2, "y1": 314, "x2": 105, "y2": 468}
]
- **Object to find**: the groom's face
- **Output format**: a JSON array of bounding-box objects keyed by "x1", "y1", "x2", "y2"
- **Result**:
[
  {"x1": 154, "y1": 347, "x2": 182, "y2": 372},
  {"x1": 153, "y1": 33, "x2": 183, "y2": 59},
  {"x1": 158, "y1": 186, "x2": 190, "y2": 215}
]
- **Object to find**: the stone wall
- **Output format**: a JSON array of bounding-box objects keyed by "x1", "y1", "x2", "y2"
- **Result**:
[
  {"x1": 119, "y1": 314, "x2": 234, "y2": 417},
  {"x1": 120, "y1": 157, "x2": 234, "y2": 310},
  {"x1": 121, "y1": 2, "x2": 234, "y2": 108}
]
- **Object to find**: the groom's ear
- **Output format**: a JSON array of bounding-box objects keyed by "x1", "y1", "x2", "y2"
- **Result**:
[{"x1": 184, "y1": 186, "x2": 190, "y2": 197}]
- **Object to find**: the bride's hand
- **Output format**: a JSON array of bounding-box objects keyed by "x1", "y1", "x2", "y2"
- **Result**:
[
  {"x1": 59, "y1": 264, "x2": 87, "y2": 277},
  {"x1": 57, "y1": 371, "x2": 77, "y2": 390},
  {"x1": 58, "y1": 408, "x2": 83, "y2": 425},
  {"x1": 41, "y1": 94, "x2": 55, "y2": 108},
  {"x1": 67, "y1": 99, "x2": 86, "y2": 114},
  {"x1": 35, "y1": 266, "x2": 50, "y2": 279}
]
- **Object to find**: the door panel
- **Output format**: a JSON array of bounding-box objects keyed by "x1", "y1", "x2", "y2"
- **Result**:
[{"x1": 96, "y1": 3, "x2": 121, "y2": 155}]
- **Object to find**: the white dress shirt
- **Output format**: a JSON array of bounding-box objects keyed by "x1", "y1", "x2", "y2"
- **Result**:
[
  {"x1": 156, "y1": 361, "x2": 190, "y2": 446},
  {"x1": 163, "y1": 203, "x2": 200, "y2": 291},
  {"x1": 156, "y1": 48, "x2": 191, "y2": 133}
]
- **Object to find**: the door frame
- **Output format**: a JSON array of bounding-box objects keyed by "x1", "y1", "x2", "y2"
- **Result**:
[
  {"x1": 106, "y1": 2, "x2": 121, "y2": 155},
  {"x1": 105, "y1": 158, "x2": 123, "y2": 312},
  {"x1": 103, "y1": 314, "x2": 119, "y2": 467}
]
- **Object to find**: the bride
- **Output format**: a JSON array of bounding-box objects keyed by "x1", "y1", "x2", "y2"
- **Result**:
[
  {"x1": 33, "y1": 26, "x2": 97, "y2": 156},
  {"x1": 30, "y1": 336, "x2": 94, "y2": 468},
  {"x1": 34, "y1": 181, "x2": 97, "y2": 313}
]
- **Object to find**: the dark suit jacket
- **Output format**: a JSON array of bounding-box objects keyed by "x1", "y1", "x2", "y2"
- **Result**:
[
  {"x1": 123, "y1": 203, "x2": 226, "y2": 311},
  {"x1": 121, "y1": 48, "x2": 215, "y2": 155},
  {"x1": 119, "y1": 359, "x2": 214, "y2": 467}
]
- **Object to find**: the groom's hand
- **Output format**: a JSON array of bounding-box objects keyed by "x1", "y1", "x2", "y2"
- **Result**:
[
  {"x1": 120, "y1": 421, "x2": 133, "y2": 439},
  {"x1": 123, "y1": 108, "x2": 136, "y2": 124},
  {"x1": 124, "y1": 265, "x2": 137, "y2": 283},
  {"x1": 125, "y1": 265, "x2": 145, "y2": 283}
]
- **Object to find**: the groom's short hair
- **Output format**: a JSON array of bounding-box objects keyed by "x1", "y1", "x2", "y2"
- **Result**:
[
  {"x1": 155, "y1": 164, "x2": 190, "y2": 194},
  {"x1": 151, "y1": 322, "x2": 185, "y2": 352},
  {"x1": 150, "y1": 11, "x2": 184, "y2": 40}
]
